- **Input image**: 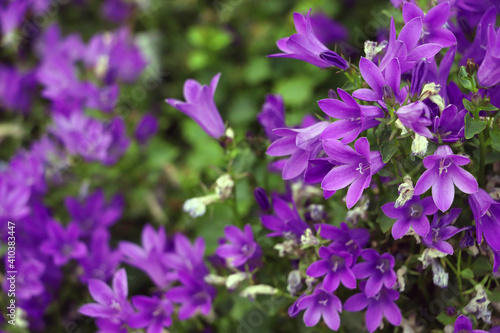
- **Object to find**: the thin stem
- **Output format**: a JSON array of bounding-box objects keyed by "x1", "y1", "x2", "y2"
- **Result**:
[
  {"x1": 478, "y1": 131, "x2": 486, "y2": 188},
  {"x1": 457, "y1": 250, "x2": 463, "y2": 298}
]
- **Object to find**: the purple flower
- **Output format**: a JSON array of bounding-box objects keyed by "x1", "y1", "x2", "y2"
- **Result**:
[
  {"x1": 469, "y1": 189, "x2": 500, "y2": 250},
  {"x1": 382, "y1": 195, "x2": 438, "y2": 239},
  {"x1": 315, "y1": 222, "x2": 370, "y2": 250},
  {"x1": 422, "y1": 209, "x2": 462, "y2": 254},
  {"x1": 268, "y1": 10, "x2": 349, "y2": 70},
  {"x1": 477, "y1": 25, "x2": 500, "y2": 87},
  {"x1": 344, "y1": 283, "x2": 401, "y2": 333},
  {"x1": 254, "y1": 187, "x2": 271, "y2": 211},
  {"x1": 321, "y1": 137, "x2": 385, "y2": 209},
  {"x1": 166, "y1": 73, "x2": 225, "y2": 139},
  {"x1": 128, "y1": 295, "x2": 173, "y2": 333},
  {"x1": 289, "y1": 285, "x2": 342, "y2": 330},
  {"x1": 102, "y1": 118, "x2": 131, "y2": 165},
  {"x1": 306, "y1": 247, "x2": 356, "y2": 292},
  {"x1": 135, "y1": 113, "x2": 159, "y2": 145},
  {"x1": 261, "y1": 195, "x2": 308, "y2": 238},
  {"x1": 0, "y1": 1, "x2": 27, "y2": 36},
  {"x1": 453, "y1": 315, "x2": 488, "y2": 333},
  {"x1": 216, "y1": 224, "x2": 262, "y2": 270},
  {"x1": 353, "y1": 57, "x2": 408, "y2": 105},
  {"x1": 460, "y1": 7, "x2": 496, "y2": 67},
  {"x1": 403, "y1": 2, "x2": 456, "y2": 47},
  {"x1": 0, "y1": 175, "x2": 30, "y2": 224},
  {"x1": 309, "y1": 12, "x2": 348, "y2": 45},
  {"x1": 319, "y1": 88, "x2": 383, "y2": 143},
  {"x1": 3, "y1": 258, "x2": 45, "y2": 300},
  {"x1": 352, "y1": 249, "x2": 397, "y2": 297},
  {"x1": 166, "y1": 272, "x2": 216, "y2": 320},
  {"x1": 8, "y1": 151, "x2": 46, "y2": 195},
  {"x1": 0, "y1": 66, "x2": 37, "y2": 114},
  {"x1": 163, "y1": 234, "x2": 209, "y2": 281},
  {"x1": 432, "y1": 104, "x2": 466, "y2": 142},
  {"x1": 101, "y1": 0, "x2": 134, "y2": 23},
  {"x1": 79, "y1": 268, "x2": 133, "y2": 322},
  {"x1": 40, "y1": 222, "x2": 87, "y2": 266},
  {"x1": 414, "y1": 145, "x2": 478, "y2": 211},
  {"x1": 396, "y1": 101, "x2": 433, "y2": 138},
  {"x1": 267, "y1": 121, "x2": 328, "y2": 180},
  {"x1": 257, "y1": 94, "x2": 285, "y2": 142}
]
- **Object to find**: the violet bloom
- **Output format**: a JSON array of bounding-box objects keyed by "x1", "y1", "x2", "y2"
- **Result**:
[
  {"x1": 432, "y1": 104, "x2": 466, "y2": 143},
  {"x1": 128, "y1": 295, "x2": 173, "y2": 333},
  {"x1": 469, "y1": 189, "x2": 500, "y2": 251},
  {"x1": 352, "y1": 249, "x2": 397, "y2": 297},
  {"x1": 261, "y1": 196, "x2": 308, "y2": 238},
  {"x1": 166, "y1": 272, "x2": 216, "y2": 320},
  {"x1": 477, "y1": 25, "x2": 500, "y2": 87},
  {"x1": 135, "y1": 113, "x2": 159, "y2": 145},
  {"x1": 216, "y1": 224, "x2": 262, "y2": 270},
  {"x1": 0, "y1": 1, "x2": 27, "y2": 36},
  {"x1": 422, "y1": 209, "x2": 462, "y2": 254},
  {"x1": 460, "y1": 7, "x2": 496, "y2": 67},
  {"x1": 403, "y1": 2, "x2": 456, "y2": 47},
  {"x1": 0, "y1": 175, "x2": 30, "y2": 223},
  {"x1": 166, "y1": 73, "x2": 225, "y2": 139},
  {"x1": 40, "y1": 222, "x2": 87, "y2": 266},
  {"x1": 268, "y1": 10, "x2": 349, "y2": 70},
  {"x1": 4, "y1": 258, "x2": 45, "y2": 300},
  {"x1": 254, "y1": 187, "x2": 271, "y2": 211},
  {"x1": 163, "y1": 234, "x2": 209, "y2": 281},
  {"x1": 289, "y1": 285, "x2": 342, "y2": 330},
  {"x1": 102, "y1": 117, "x2": 131, "y2": 166},
  {"x1": 267, "y1": 121, "x2": 328, "y2": 180},
  {"x1": 79, "y1": 268, "x2": 133, "y2": 322},
  {"x1": 321, "y1": 137, "x2": 385, "y2": 209},
  {"x1": 319, "y1": 88, "x2": 383, "y2": 143},
  {"x1": 344, "y1": 283, "x2": 401, "y2": 333},
  {"x1": 309, "y1": 12, "x2": 348, "y2": 45},
  {"x1": 353, "y1": 57, "x2": 408, "y2": 105},
  {"x1": 396, "y1": 101, "x2": 433, "y2": 138},
  {"x1": 453, "y1": 315, "x2": 488, "y2": 333},
  {"x1": 414, "y1": 145, "x2": 478, "y2": 211},
  {"x1": 315, "y1": 222, "x2": 370, "y2": 261},
  {"x1": 306, "y1": 247, "x2": 356, "y2": 291},
  {"x1": 257, "y1": 94, "x2": 285, "y2": 142},
  {"x1": 101, "y1": 0, "x2": 134, "y2": 23},
  {"x1": 382, "y1": 195, "x2": 438, "y2": 239}
]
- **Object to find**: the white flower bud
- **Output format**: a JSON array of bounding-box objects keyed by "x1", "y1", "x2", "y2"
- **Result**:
[
  {"x1": 183, "y1": 198, "x2": 206, "y2": 218},
  {"x1": 240, "y1": 285, "x2": 279, "y2": 300},
  {"x1": 396, "y1": 266, "x2": 407, "y2": 292},
  {"x1": 418, "y1": 248, "x2": 447, "y2": 268},
  {"x1": 300, "y1": 228, "x2": 319, "y2": 247},
  {"x1": 395, "y1": 119, "x2": 408, "y2": 135},
  {"x1": 411, "y1": 134, "x2": 428, "y2": 156},
  {"x1": 204, "y1": 274, "x2": 227, "y2": 285},
  {"x1": 431, "y1": 260, "x2": 449, "y2": 288},
  {"x1": 464, "y1": 285, "x2": 492, "y2": 324},
  {"x1": 395, "y1": 175, "x2": 414, "y2": 208},
  {"x1": 215, "y1": 174, "x2": 234, "y2": 200},
  {"x1": 364, "y1": 40, "x2": 388, "y2": 61},
  {"x1": 287, "y1": 270, "x2": 302, "y2": 296}
]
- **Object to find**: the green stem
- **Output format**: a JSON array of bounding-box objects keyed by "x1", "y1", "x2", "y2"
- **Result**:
[
  {"x1": 478, "y1": 131, "x2": 486, "y2": 188},
  {"x1": 457, "y1": 250, "x2": 463, "y2": 298}
]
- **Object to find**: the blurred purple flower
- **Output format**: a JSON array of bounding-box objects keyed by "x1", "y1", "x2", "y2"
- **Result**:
[
  {"x1": 414, "y1": 145, "x2": 478, "y2": 211},
  {"x1": 453, "y1": 314, "x2": 488, "y2": 333},
  {"x1": 254, "y1": 187, "x2": 271, "y2": 211},
  {"x1": 306, "y1": 247, "x2": 356, "y2": 292},
  {"x1": 469, "y1": 189, "x2": 500, "y2": 251},
  {"x1": 257, "y1": 94, "x2": 285, "y2": 142},
  {"x1": 422, "y1": 209, "x2": 462, "y2": 254},
  {"x1": 163, "y1": 234, "x2": 209, "y2": 281},
  {"x1": 101, "y1": 0, "x2": 134, "y2": 23},
  {"x1": 128, "y1": 295, "x2": 174, "y2": 333},
  {"x1": 135, "y1": 113, "x2": 159, "y2": 145},
  {"x1": 0, "y1": 1, "x2": 27, "y2": 36},
  {"x1": 102, "y1": 118, "x2": 131, "y2": 165},
  {"x1": 309, "y1": 12, "x2": 348, "y2": 45},
  {"x1": 352, "y1": 249, "x2": 396, "y2": 297},
  {"x1": 268, "y1": 10, "x2": 349, "y2": 69},
  {"x1": 0, "y1": 175, "x2": 30, "y2": 224},
  {"x1": 261, "y1": 195, "x2": 308, "y2": 238},
  {"x1": 216, "y1": 224, "x2": 262, "y2": 270},
  {"x1": 0, "y1": 66, "x2": 37, "y2": 114},
  {"x1": 40, "y1": 221, "x2": 87, "y2": 266},
  {"x1": 166, "y1": 73, "x2": 226, "y2": 139},
  {"x1": 477, "y1": 25, "x2": 500, "y2": 87}
]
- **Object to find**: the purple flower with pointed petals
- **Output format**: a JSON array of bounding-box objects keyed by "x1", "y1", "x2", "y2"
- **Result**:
[
  {"x1": 352, "y1": 249, "x2": 396, "y2": 297},
  {"x1": 403, "y1": 2, "x2": 456, "y2": 48},
  {"x1": 344, "y1": 283, "x2": 401, "y2": 333},
  {"x1": 306, "y1": 247, "x2": 356, "y2": 292},
  {"x1": 319, "y1": 88, "x2": 383, "y2": 143},
  {"x1": 216, "y1": 224, "x2": 262, "y2": 270},
  {"x1": 321, "y1": 137, "x2": 385, "y2": 209},
  {"x1": 422, "y1": 209, "x2": 462, "y2": 254},
  {"x1": 469, "y1": 189, "x2": 500, "y2": 251},
  {"x1": 0, "y1": 1, "x2": 27, "y2": 36},
  {"x1": 453, "y1": 314, "x2": 488, "y2": 333},
  {"x1": 309, "y1": 12, "x2": 348, "y2": 45},
  {"x1": 315, "y1": 222, "x2": 370, "y2": 260},
  {"x1": 268, "y1": 10, "x2": 349, "y2": 70},
  {"x1": 166, "y1": 272, "x2": 216, "y2": 320},
  {"x1": 79, "y1": 229, "x2": 121, "y2": 283},
  {"x1": 135, "y1": 113, "x2": 159, "y2": 145},
  {"x1": 432, "y1": 104, "x2": 466, "y2": 143},
  {"x1": 414, "y1": 145, "x2": 478, "y2": 211},
  {"x1": 461, "y1": 7, "x2": 497, "y2": 67},
  {"x1": 163, "y1": 234, "x2": 209, "y2": 281},
  {"x1": 267, "y1": 121, "x2": 329, "y2": 180},
  {"x1": 79, "y1": 268, "x2": 133, "y2": 322},
  {"x1": 3, "y1": 258, "x2": 45, "y2": 300},
  {"x1": 353, "y1": 57, "x2": 408, "y2": 105},
  {"x1": 396, "y1": 101, "x2": 434, "y2": 138},
  {"x1": 40, "y1": 222, "x2": 87, "y2": 266},
  {"x1": 477, "y1": 25, "x2": 500, "y2": 87},
  {"x1": 261, "y1": 196, "x2": 309, "y2": 238},
  {"x1": 257, "y1": 94, "x2": 285, "y2": 142},
  {"x1": 0, "y1": 175, "x2": 30, "y2": 224},
  {"x1": 382, "y1": 195, "x2": 438, "y2": 239},
  {"x1": 289, "y1": 285, "x2": 342, "y2": 330},
  {"x1": 166, "y1": 73, "x2": 225, "y2": 139},
  {"x1": 128, "y1": 295, "x2": 174, "y2": 333}
]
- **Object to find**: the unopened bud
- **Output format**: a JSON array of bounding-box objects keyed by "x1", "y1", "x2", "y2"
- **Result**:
[
  {"x1": 300, "y1": 228, "x2": 319, "y2": 247},
  {"x1": 395, "y1": 176, "x2": 414, "y2": 208},
  {"x1": 364, "y1": 40, "x2": 387, "y2": 61},
  {"x1": 240, "y1": 285, "x2": 279, "y2": 300},
  {"x1": 411, "y1": 134, "x2": 428, "y2": 156},
  {"x1": 215, "y1": 174, "x2": 234, "y2": 200}
]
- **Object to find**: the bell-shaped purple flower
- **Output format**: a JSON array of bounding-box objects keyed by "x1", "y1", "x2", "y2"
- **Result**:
[
  {"x1": 261, "y1": 195, "x2": 309, "y2": 238},
  {"x1": 289, "y1": 284, "x2": 342, "y2": 330},
  {"x1": 135, "y1": 113, "x2": 158, "y2": 145},
  {"x1": 469, "y1": 189, "x2": 500, "y2": 251},
  {"x1": 216, "y1": 224, "x2": 262, "y2": 270},
  {"x1": 309, "y1": 12, "x2": 348, "y2": 45},
  {"x1": 396, "y1": 101, "x2": 433, "y2": 138},
  {"x1": 319, "y1": 88, "x2": 383, "y2": 143},
  {"x1": 352, "y1": 249, "x2": 397, "y2": 297},
  {"x1": 321, "y1": 137, "x2": 385, "y2": 209},
  {"x1": 128, "y1": 295, "x2": 174, "y2": 333},
  {"x1": 268, "y1": 10, "x2": 349, "y2": 70},
  {"x1": 306, "y1": 246, "x2": 356, "y2": 292},
  {"x1": 432, "y1": 104, "x2": 466, "y2": 143},
  {"x1": 414, "y1": 145, "x2": 478, "y2": 211},
  {"x1": 162, "y1": 234, "x2": 209, "y2": 281},
  {"x1": 453, "y1": 315, "x2": 488, "y2": 333},
  {"x1": 382, "y1": 195, "x2": 438, "y2": 239},
  {"x1": 344, "y1": 283, "x2": 401, "y2": 333},
  {"x1": 257, "y1": 94, "x2": 285, "y2": 142},
  {"x1": 166, "y1": 73, "x2": 225, "y2": 139},
  {"x1": 315, "y1": 222, "x2": 370, "y2": 261},
  {"x1": 40, "y1": 221, "x2": 87, "y2": 266},
  {"x1": 477, "y1": 25, "x2": 500, "y2": 87},
  {"x1": 422, "y1": 209, "x2": 462, "y2": 254}
]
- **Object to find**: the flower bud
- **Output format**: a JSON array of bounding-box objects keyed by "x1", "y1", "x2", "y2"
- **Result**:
[
  {"x1": 215, "y1": 174, "x2": 234, "y2": 200},
  {"x1": 254, "y1": 187, "x2": 270, "y2": 211}
]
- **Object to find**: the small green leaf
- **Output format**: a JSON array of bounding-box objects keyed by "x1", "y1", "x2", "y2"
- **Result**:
[
  {"x1": 380, "y1": 141, "x2": 398, "y2": 163},
  {"x1": 436, "y1": 311, "x2": 456, "y2": 325},
  {"x1": 481, "y1": 103, "x2": 499, "y2": 111},
  {"x1": 464, "y1": 113, "x2": 486, "y2": 139},
  {"x1": 459, "y1": 66, "x2": 473, "y2": 91},
  {"x1": 376, "y1": 213, "x2": 394, "y2": 233},
  {"x1": 462, "y1": 98, "x2": 475, "y2": 112},
  {"x1": 460, "y1": 268, "x2": 474, "y2": 279},
  {"x1": 486, "y1": 290, "x2": 500, "y2": 302},
  {"x1": 491, "y1": 130, "x2": 500, "y2": 151}
]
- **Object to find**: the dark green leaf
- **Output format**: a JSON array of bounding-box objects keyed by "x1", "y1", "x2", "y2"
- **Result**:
[
  {"x1": 462, "y1": 98, "x2": 475, "y2": 112},
  {"x1": 464, "y1": 113, "x2": 486, "y2": 139},
  {"x1": 460, "y1": 268, "x2": 474, "y2": 279},
  {"x1": 380, "y1": 141, "x2": 398, "y2": 163},
  {"x1": 376, "y1": 213, "x2": 394, "y2": 233},
  {"x1": 481, "y1": 103, "x2": 499, "y2": 111},
  {"x1": 459, "y1": 66, "x2": 473, "y2": 91},
  {"x1": 436, "y1": 311, "x2": 456, "y2": 325},
  {"x1": 492, "y1": 130, "x2": 500, "y2": 151}
]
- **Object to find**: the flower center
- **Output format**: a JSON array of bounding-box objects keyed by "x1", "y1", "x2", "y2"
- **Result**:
[
  {"x1": 376, "y1": 259, "x2": 389, "y2": 273},
  {"x1": 408, "y1": 204, "x2": 423, "y2": 219},
  {"x1": 241, "y1": 244, "x2": 253, "y2": 256},
  {"x1": 110, "y1": 299, "x2": 121, "y2": 312},
  {"x1": 317, "y1": 293, "x2": 329, "y2": 306},
  {"x1": 356, "y1": 163, "x2": 370, "y2": 175},
  {"x1": 330, "y1": 255, "x2": 345, "y2": 272},
  {"x1": 438, "y1": 158, "x2": 452, "y2": 175}
]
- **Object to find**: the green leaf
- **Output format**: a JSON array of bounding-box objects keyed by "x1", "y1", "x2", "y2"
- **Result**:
[
  {"x1": 481, "y1": 103, "x2": 499, "y2": 111},
  {"x1": 491, "y1": 130, "x2": 500, "y2": 151},
  {"x1": 464, "y1": 113, "x2": 486, "y2": 139},
  {"x1": 380, "y1": 141, "x2": 398, "y2": 163},
  {"x1": 376, "y1": 213, "x2": 394, "y2": 233},
  {"x1": 486, "y1": 290, "x2": 500, "y2": 302},
  {"x1": 436, "y1": 311, "x2": 456, "y2": 325},
  {"x1": 460, "y1": 268, "x2": 474, "y2": 279},
  {"x1": 462, "y1": 98, "x2": 475, "y2": 112},
  {"x1": 472, "y1": 256, "x2": 492, "y2": 277},
  {"x1": 459, "y1": 66, "x2": 473, "y2": 91}
]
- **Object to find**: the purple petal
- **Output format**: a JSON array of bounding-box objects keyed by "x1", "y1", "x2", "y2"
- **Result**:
[
  {"x1": 321, "y1": 165, "x2": 360, "y2": 191},
  {"x1": 382, "y1": 300, "x2": 402, "y2": 326},
  {"x1": 365, "y1": 274, "x2": 383, "y2": 297},
  {"x1": 425, "y1": 3, "x2": 449, "y2": 28},
  {"x1": 303, "y1": 303, "x2": 321, "y2": 327},
  {"x1": 402, "y1": 3, "x2": 424, "y2": 23},
  {"x1": 449, "y1": 164, "x2": 478, "y2": 194},
  {"x1": 346, "y1": 175, "x2": 369, "y2": 209},
  {"x1": 344, "y1": 293, "x2": 368, "y2": 311},
  {"x1": 399, "y1": 17, "x2": 422, "y2": 51},
  {"x1": 359, "y1": 57, "x2": 384, "y2": 94},
  {"x1": 432, "y1": 174, "x2": 454, "y2": 211},
  {"x1": 306, "y1": 260, "x2": 331, "y2": 278},
  {"x1": 88, "y1": 279, "x2": 114, "y2": 305},
  {"x1": 323, "y1": 304, "x2": 341, "y2": 330},
  {"x1": 112, "y1": 268, "x2": 128, "y2": 300},
  {"x1": 392, "y1": 218, "x2": 411, "y2": 239},
  {"x1": 365, "y1": 304, "x2": 383, "y2": 333},
  {"x1": 414, "y1": 168, "x2": 437, "y2": 195}
]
